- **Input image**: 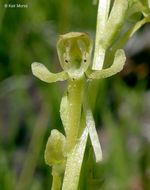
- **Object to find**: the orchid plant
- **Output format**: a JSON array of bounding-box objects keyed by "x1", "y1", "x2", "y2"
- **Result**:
[{"x1": 31, "y1": 0, "x2": 150, "y2": 189}]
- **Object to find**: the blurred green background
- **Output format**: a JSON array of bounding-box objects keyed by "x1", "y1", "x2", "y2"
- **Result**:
[{"x1": 0, "y1": 0, "x2": 150, "y2": 189}]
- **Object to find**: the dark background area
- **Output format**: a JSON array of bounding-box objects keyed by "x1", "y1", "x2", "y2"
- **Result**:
[{"x1": 0, "y1": 0, "x2": 150, "y2": 189}]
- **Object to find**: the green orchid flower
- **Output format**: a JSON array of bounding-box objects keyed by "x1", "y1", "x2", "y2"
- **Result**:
[
  {"x1": 31, "y1": 0, "x2": 150, "y2": 189},
  {"x1": 31, "y1": 30, "x2": 125, "y2": 190}
]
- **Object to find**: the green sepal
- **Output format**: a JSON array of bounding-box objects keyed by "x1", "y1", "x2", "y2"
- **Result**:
[{"x1": 57, "y1": 32, "x2": 92, "y2": 79}]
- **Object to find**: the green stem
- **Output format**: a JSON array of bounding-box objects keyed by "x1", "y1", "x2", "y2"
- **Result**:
[
  {"x1": 61, "y1": 77, "x2": 86, "y2": 190},
  {"x1": 66, "y1": 77, "x2": 84, "y2": 152}
]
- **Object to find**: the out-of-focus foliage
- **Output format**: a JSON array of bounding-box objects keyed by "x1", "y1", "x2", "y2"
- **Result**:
[{"x1": 0, "y1": 0, "x2": 150, "y2": 190}]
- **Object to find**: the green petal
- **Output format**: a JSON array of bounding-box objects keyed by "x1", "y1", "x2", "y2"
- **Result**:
[
  {"x1": 87, "y1": 49, "x2": 126, "y2": 79},
  {"x1": 31, "y1": 62, "x2": 68, "y2": 83}
]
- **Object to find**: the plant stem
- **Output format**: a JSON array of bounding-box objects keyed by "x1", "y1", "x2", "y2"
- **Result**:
[
  {"x1": 66, "y1": 77, "x2": 84, "y2": 152},
  {"x1": 61, "y1": 77, "x2": 86, "y2": 190}
]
